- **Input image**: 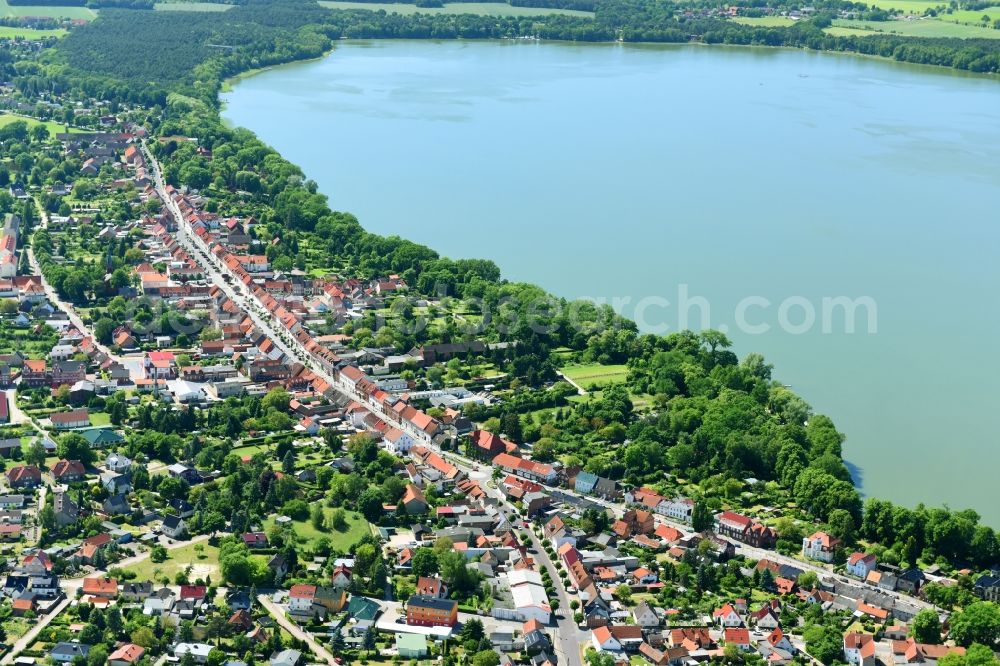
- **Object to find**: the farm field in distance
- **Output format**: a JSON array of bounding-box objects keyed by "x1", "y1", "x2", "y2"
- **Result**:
[
  {"x1": 0, "y1": 0, "x2": 95, "y2": 20},
  {"x1": 0, "y1": 25, "x2": 66, "y2": 37},
  {"x1": 154, "y1": 2, "x2": 234, "y2": 10},
  {"x1": 831, "y1": 16, "x2": 1000, "y2": 38},
  {"x1": 318, "y1": 0, "x2": 594, "y2": 17},
  {"x1": 733, "y1": 16, "x2": 797, "y2": 26}
]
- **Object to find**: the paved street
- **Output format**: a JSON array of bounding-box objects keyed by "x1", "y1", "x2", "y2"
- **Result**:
[{"x1": 259, "y1": 594, "x2": 338, "y2": 665}]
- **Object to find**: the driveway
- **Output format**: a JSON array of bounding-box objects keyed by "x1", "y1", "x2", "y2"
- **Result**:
[
  {"x1": 0, "y1": 596, "x2": 71, "y2": 665},
  {"x1": 258, "y1": 594, "x2": 338, "y2": 665}
]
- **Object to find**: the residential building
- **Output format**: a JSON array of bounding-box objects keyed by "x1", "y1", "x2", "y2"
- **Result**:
[
  {"x1": 843, "y1": 633, "x2": 876, "y2": 666},
  {"x1": 715, "y1": 511, "x2": 776, "y2": 548},
  {"x1": 406, "y1": 595, "x2": 458, "y2": 627},
  {"x1": 802, "y1": 531, "x2": 841, "y2": 563},
  {"x1": 847, "y1": 552, "x2": 878, "y2": 579},
  {"x1": 51, "y1": 409, "x2": 91, "y2": 430}
]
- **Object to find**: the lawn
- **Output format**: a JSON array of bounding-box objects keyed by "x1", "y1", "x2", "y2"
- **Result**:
[
  {"x1": 559, "y1": 363, "x2": 628, "y2": 390},
  {"x1": 832, "y1": 16, "x2": 1000, "y2": 37},
  {"x1": 0, "y1": 25, "x2": 66, "y2": 37},
  {"x1": 732, "y1": 16, "x2": 797, "y2": 27},
  {"x1": 0, "y1": 112, "x2": 81, "y2": 136},
  {"x1": 154, "y1": 1, "x2": 234, "y2": 10},
  {"x1": 319, "y1": 0, "x2": 593, "y2": 16},
  {"x1": 231, "y1": 444, "x2": 270, "y2": 458},
  {"x1": 89, "y1": 412, "x2": 111, "y2": 426},
  {"x1": 0, "y1": 0, "x2": 96, "y2": 20},
  {"x1": 122, "y1": 542, "x2": 220, "y2": 584},
  {"x1": 264, "y1": 508, "x2": 371, "y2": 552}
]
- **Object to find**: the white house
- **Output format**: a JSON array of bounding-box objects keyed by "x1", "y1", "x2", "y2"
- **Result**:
[
  {"x1": 802, "y1": 531, "x2": 841, "y2": 563},
  {"x1": 143, "y1": 588, "x2": 175, "y2": 616},
  {"x1": 383, "y1": 427, "x2": 415, "y2": 454},
  {"x1": 713, "y1": 603, "x2": 744, "y2": 628},
  {"x1": 847, "y1": 552, "x2": 877, "y2": 579},
  {"x1": 592, "y1": 626, "x2": 622, "y2": 652},
  {"x1": 288, "y1": 584, "x2": 316, "y2": 615},
  {"x1": 661, "y1": 497, "x2": 694, "y2": 522},
  {"x1": 173, "y1": 643, "x2": 212, "y2": 664},
  {"x1": 161, "y1": 515, "x2": 187, "y2": 539},
  {"x1": 843, "y1": 633, "x2": 875, "y2": 666}
]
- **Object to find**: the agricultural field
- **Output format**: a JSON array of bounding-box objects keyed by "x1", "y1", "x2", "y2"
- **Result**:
[
  {"x1": 866, "y1": 0, "x2": 945, "y2": 12},
  {"x1": 559, "y1": 362, "x2": 628, "y2": 390},
  {"x1": 824, "y1": 25, "x2": 880, "y2": 36},
  {"x1": 154, "y1": 2, "x2": 234, "y2": 10},
  {"x1": 122, "y1": 541, "x2": 221, "y2": 583},
  {"x1": 0, "y1": 25, "x2": 66, "y2": 37},
  {"x1": 0, "y1": 0, "x2": 95, "y2": 20},
  {"x1": 264, "y1": 507, "x2": 372, "y2": 552},
  {"x1": 733, "y1": 16, "x2": 797, "y2": 26},
  {"x1": 938, "y1": 6, "x2": 1000, "y2": 25},
  {"x1": 832, "y1": 16, "x2": 1000, "y2": 38},
  {"x1": 319, "y1": 1, "x2": 594, "y2": 17}
]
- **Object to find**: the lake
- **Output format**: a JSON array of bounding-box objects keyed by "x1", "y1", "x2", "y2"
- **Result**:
[{"x1": 222, "y1": 40, "x2": 1000, "y2": 524}]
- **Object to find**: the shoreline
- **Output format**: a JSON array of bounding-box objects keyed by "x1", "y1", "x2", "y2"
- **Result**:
[
  {"x1": 222, "y1": 35, "x2": 1000, "y2": 88},
  {"x1": 217, "y1": 37, "x2": 999, "y2": 526}
]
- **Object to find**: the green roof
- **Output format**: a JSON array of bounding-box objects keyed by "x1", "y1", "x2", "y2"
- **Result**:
[
  {"x1": 80, "y1": 427, "x2": 123, "y2": 445},
  {"x1": 347, "y1": 596, "x2": 381, "y2": 621},
  {"x1": 396, "y1": 634, "x2": 427, "y2": 651}
]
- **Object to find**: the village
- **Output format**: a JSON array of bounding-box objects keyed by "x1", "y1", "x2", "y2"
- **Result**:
[{"x1": 0, "y1": 85, "x2": 995, "y2": 666}]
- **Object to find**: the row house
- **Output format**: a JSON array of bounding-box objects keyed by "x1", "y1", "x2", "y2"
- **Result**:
[
  {"x1": 715, "y1": 511, "x2": 777, "y2": 548},
  {"x1": 492, "y1": 452, "x2": 557, "y2": 485}
]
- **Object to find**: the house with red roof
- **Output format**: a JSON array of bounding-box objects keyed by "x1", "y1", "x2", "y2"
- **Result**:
[
  {"x1": 847, "y1": 552, "x2": 878, "y2": 579},
  {"x1": 492, "y1": 452, "x2": 557, "y2": 484},
  {"x1": 416, "y1": 575, "x2": 447, "y2": 598},
  {"x1": 724, "y1": 627, "x2": 752, "y2": 651},
  {"x1": 108, "y1": 644, "x2": 145, "y2": 666},
  {"x1": 51, "y1": 459, "x2": 86, "y2": 482},
  {"x1": 6, "y1": 465, "x2": 41, "y2": 489},
  {"x1": 713, "y1": 603, "x2": 744, "y2": 627},
  {"x1": 802, "y1": 531, "x2": 841, "y2": 563},
  {"x1": 715, "y1": 511, "x2": 776, "y2": 548},
  {"x1": 82, "y1": 576, "x2": 118, "y2": 599},
  {"x1": 843, "y1": 633, "x2": 876, "y2": 666}
]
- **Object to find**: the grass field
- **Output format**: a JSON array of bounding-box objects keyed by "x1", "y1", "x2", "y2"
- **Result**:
[
  {"x1": 939, "y1": 7, "x2": 1000, "y2": 24},
  {"x1": 123, "y1": 542, "x2": 220, "y2": 583},
  {"x1": 559, "y1": 363, "x2": 629, "y2": 390},
  {"x1": 733, "y1": 16, "x2": 797, "y2": 27},
  {"x1": 319, "y1": 0, "x2": 593, "y2": 16},
  {"x1": 825, "y1": 25, "x2": 880, "y2": 36},
  {"x1": 832, "y1": 16, "x2": 1000, "y2": 38},
  {"x1": 867, "y1": 0, "x2": 945, "y2": 12},
  {"x1": 0, "y1": 0, "x2": 95, "y2": 20},
  {"x1": 0, "y1": 112, "x2": 80, "y2": 136},
  {"x1": 265, "y1": 508, "x2": 371, "y2": 551},
  {"x1": 89, "y1": 412, "x2": 111, "y2": 426},
  {"x1": 0, "y1": 25, "x2": 66, "y2": 37},
  {"x1": 154, "y1": 2, "x2": 233, "y2": 10}
]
